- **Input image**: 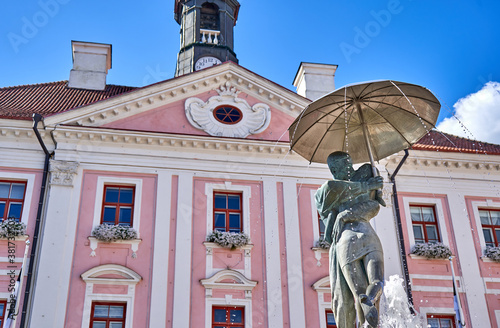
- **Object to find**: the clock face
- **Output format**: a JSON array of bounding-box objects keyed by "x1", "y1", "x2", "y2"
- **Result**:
[{"x1": 195, "y1": 56, "x2": 222, "y2": 71}]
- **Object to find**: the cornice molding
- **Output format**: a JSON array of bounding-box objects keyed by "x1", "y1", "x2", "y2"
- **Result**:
[
  {"x1": 50, "y1": 126, "x2": 293, "y2": 156},
  {"x1": 385, "y1": 150, "x2": 500, "y2": 173}
]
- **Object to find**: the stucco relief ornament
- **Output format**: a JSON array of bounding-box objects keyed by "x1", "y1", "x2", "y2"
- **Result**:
[
  {"x1": 49, "y1": 160, "x2": 79, "y2": 186},
  {"x1": 185, "y1": 82, "x2": 271, "y2": 138}
]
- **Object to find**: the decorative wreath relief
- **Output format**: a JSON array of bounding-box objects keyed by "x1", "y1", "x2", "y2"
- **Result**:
[
  {"x1": 92, "y1": 224, "x2": 138, "y2": 242},
  {"x1": 0, "y1": 218, "x2": 27, "y2": 238},
  {"x1": 185, "y1": 82, "x2": 271, "y2": 138},
  {"x1": 411, "y1": 242, "x2": 452, "y2": 259},
  {"x1": 207, "y1": 230, "x2": 250, "y2": 250},
  {"x1": 315, "y1": 237, "x2": 331, "y2": 250},
  {"x1": 484, "y1": 246, "x2": 500, "y2": 262}
]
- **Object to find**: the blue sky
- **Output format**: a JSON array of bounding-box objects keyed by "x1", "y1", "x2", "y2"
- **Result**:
[{"x1": 2, "y1": 0, "x2": 500, "y2": 142}]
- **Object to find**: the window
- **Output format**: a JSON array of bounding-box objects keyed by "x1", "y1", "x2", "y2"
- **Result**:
[
  {"x1": 101, "y1": 186, "x2": 135, "y2": 226},
  {"x1": 479, "y1": 209, "x2": 500, "y2": 247},
  {"x1": 325, "y1": 309, "x2": 337, "y2": 328},
  {"x1": 0, "y1": 181, "x2": 26, "y2": 221},
  {"x1": 90, "y1": 302, "x2": 126, "y2": 328},
  {"x1": 0, "y1": 300, "x2": 6, "y2": 326},
  {"x1": 427, "y1": 314, "x2": 455, "y2": 328},
  {"x1": 200, "y1": 2, "x2": 219, "y2": 30},
  {"x1": 213, "y1": 192, "x2": 242, "y2": 233},
  {"x1": 318, "y1": 213, "x2": 325, "y2": 239},
  {"x1": 212, "y1": 306, "x2": 244, "y2": 328},
  {"x1": 213, "y1": 106, "x2": 243, "y2": 124},
  {"x1": 410, "y1": 205, "x2": 440, "y2": 243}
]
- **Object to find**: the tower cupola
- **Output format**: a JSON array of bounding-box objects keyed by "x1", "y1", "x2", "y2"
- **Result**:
[{"x1": 174, "y1": 0, "x2": 240, "y2": 77}]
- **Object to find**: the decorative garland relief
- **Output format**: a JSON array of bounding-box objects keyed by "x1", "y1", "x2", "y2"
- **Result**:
[{"x1": 185, "y1": 83, "x2": 271, "y2": 138}]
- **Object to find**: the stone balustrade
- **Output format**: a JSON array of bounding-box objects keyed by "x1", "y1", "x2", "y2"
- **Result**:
[{"x1": 200, "y1": 29, "x2": 220, "y2": 44}]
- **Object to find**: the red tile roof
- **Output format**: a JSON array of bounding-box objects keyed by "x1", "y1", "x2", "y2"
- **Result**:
[
  {"x1": 412, "y1": 130, "x2": 500, "y2": 155},
  {"x1": 1, "y1": 80, "x2": 499, "y2": 156},
  {"x1": 0, "y1": 80, "x2": 136, "y2": 120}
]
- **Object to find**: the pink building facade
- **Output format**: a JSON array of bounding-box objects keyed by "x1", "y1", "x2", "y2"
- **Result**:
[{"x1": 1, "y1": 3, "x2": 500, "y2": 327}]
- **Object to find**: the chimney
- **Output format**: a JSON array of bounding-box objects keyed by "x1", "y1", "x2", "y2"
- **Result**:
[
  {"x1": 293, "y1": 62, "x2": 338, "y2": 101},
  {"x1": 68, "y1": 41, "x2": 112, "y2": 91}
]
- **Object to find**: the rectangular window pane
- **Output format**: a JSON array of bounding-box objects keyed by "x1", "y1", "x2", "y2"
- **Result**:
[
  {"x1": 484, "y1": 228, "x2": 494, "y2": 246},
  {"x1": 7, "y1": 203, "x2": 22, "y2": 220},
  {"x1": 413, "y1": 225, "x2": 424, "y2": 242},
  {"x1": 10, "y1": 184, "x2": 25, "y2": 199},
  {"x1": 480, "y1": 210, "x2": 491, "y2": 225},
  {"x1": 214, "y1": 213, "x2": 226, "y2": 228},
  {"x1": 229, "y1": 214, "x2": 240, "y2": 229},
  {"x1": 214, "y1": 195, "x2": 226, "y2": 209},
  {"x1": 0, "y1": 183, "x2": 10, "y2": 198},
  {"x1": 0, "y1": 202, "x2": 5, "y2": 219},
  {"x1": 227, "y1": 195, "x2": 240, "y2": 210},
  {"x1": 229, "y1": 309, "x2": 242, "y2": 323},
  {"x1": 426, "y1": 225, "x2": 438, "y2": 242},
  {"x1": 422, "y1": 207, "x2": 435, "y2": 222},
  {"x1": 105, "y1": 187, "x2": 119, "y2": 203},
  {"x1": 119, "y1": 189, "x2": 134, "y2": 204},
  {"x1": 109, "y1": 305, "x2": 124, "y2": 318},
  {"x1": 319, "y1": 219, "x2": 325, "y2": 236},
  {"x1": 214, "y1": 309, "x2": 227, "y2": 323},
  {"x1": 0, "y1": 303, "x2": 4, "y2": 314},
  {"x1": 440, "y1": 318, "x2": 452, "y2": 328},
  {"x1": 491, "y1": 211, "x2": 500, "y2": 225},
  {"x1": 119, "y1": 207, "x2": 132, "y2": 224},
  {"x1": 495, "y1": 229, "x2": 500, "y2": 246},
  {"x1": 93, "y1": 305, "x2": 109, "y2": 318},
  {"x1": 109, "y1": 323, "x2": 123, "y2": 328},
  {"x1": 326, "y1": 312, "x2": 336, "y2": 325},
  {"x1": 427, "y1": 318, "x2": 438, "y2": 328},
  {"x1": 410, "y1": 206, "x2": 422, "y2": 222},
  {"x1": 92, "y1": 322, "x2": 106, "y2": 328},
  {"x1": 103, "y1": 207, "x2": 117, "y2": 223}
]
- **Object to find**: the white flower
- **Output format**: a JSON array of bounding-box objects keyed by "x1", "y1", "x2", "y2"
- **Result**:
[
  {"x1": 315, "y1": 237, "x2": 331, "y2": 249},
  {"x1": 92, "y1": 224, "x2": 138, "y2": 242},
  {"x1": 485, "y1": 246, "x2": 500, "y2": 262},
  {"x1": 207, "y1": 230, "x2": 250, "y2": 249},
  {"x1": 411, "y1": 242, "x2": 452, "y2": 259},
  {"x1": 0, "y1": 218, "x2": 27, "y2": 238}
]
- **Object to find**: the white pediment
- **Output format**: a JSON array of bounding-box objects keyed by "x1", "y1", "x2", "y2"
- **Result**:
[{"x1": 43, "y1": 62, "x2": 310, "y2": 130}]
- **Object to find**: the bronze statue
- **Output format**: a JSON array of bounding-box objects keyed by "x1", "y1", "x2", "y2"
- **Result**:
[{"x1": 315, "y1": 151, "x2": 385, "y2": 328}]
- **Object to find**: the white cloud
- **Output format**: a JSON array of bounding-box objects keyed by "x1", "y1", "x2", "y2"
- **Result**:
[{"x1": 437, "y1": 81, "x2": 500, "y2": 144}]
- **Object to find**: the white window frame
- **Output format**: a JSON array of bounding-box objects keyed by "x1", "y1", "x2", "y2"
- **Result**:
[
  {"x1": 310, "y1": 189, "x2": 321, "y2": 241},
  {"x1": 205, "y1": 182, "x2": 251, "y2": 237},
  {"x1": 471, "y1": 199, "x2": 500, "y2": 252},
  {"x1": 201, "y1": 269, "x2": 257, "y2": 328},
  {"x1": 402, "y1": 196, "x2": 450, "y2": 248},
  {"x1": 92, "y1": 177, "x2": 143, "y2": 237},
  {"x1": 419, "y1": 307, "x2": 456, "y2": 327},
  {"x1": 312, "y1": 276, "x2": 332, "y2": 328},
  {"x1": 0, "y1": 172, "x2": 36, "y2": 225},
  {"x1": 80, "y1": 264, "x2": 141, "y2": 328}
]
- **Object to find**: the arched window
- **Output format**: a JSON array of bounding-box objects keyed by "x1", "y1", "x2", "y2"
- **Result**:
[{"x1": 200, "y1": 2, "x2": 219, "y2": 30}]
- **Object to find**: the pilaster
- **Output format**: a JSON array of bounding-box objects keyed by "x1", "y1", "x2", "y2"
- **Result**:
[{"x1": 30, "y1": 160, "x2": 80, "y2": 327}]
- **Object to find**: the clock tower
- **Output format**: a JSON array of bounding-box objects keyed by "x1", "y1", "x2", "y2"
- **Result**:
[{"x1": 174, "y1": 0, "x2": 240, "y2": 77}]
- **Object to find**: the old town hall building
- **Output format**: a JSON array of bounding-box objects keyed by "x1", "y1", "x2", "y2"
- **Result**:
[{"x1": 1, "y1": 1, "x2": 500, "y2": 327}]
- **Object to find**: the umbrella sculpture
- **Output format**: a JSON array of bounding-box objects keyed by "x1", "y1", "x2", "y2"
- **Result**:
[
  {"x1": 289, "y1": 80, "x2": 441, "y2": 171},
  {"x1": 289, "y1": 80, "x2": 441, "y2": 328}
]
